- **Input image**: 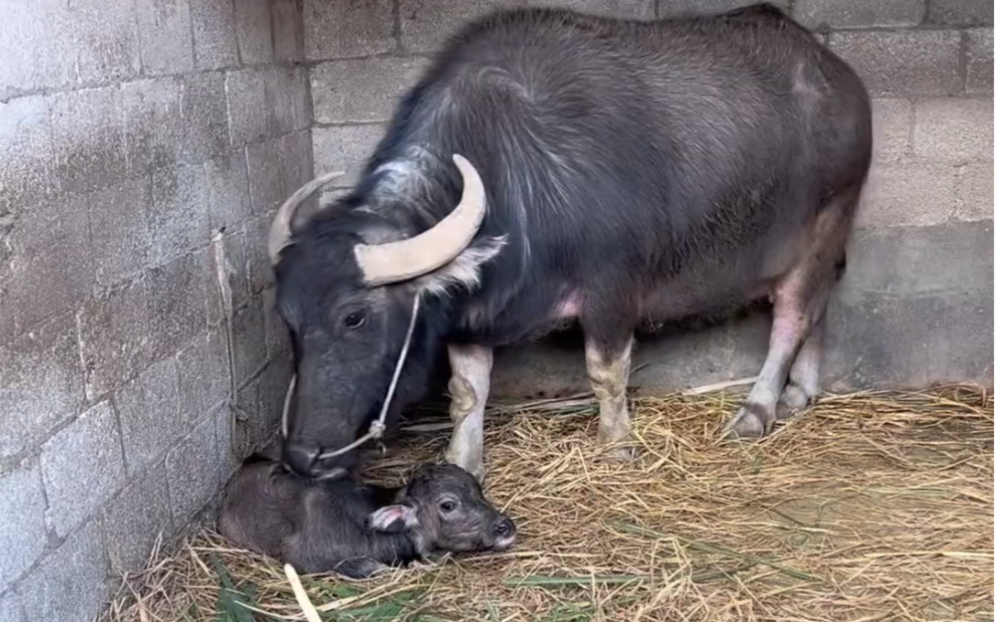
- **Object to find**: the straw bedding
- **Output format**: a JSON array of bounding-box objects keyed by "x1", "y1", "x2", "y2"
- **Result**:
[{"x1": 100, "y1": 385, "x2": 993, "y2": 622}]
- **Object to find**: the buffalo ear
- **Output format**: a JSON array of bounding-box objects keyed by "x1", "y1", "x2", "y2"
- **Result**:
[
  {"x1": 412, "y1": 235, "x2": 507, "y2": 296},
  {"x1": 369, "y1": 505, "x2": 419, "y2": 533}
]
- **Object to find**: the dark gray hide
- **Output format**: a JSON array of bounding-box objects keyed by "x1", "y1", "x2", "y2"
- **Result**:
[
  {"x1": 217, "y1": 448, "x2": 517, "y2": 578},
  {"x1": 270, "y1": 3, "x2": 873, "y2": 479}
]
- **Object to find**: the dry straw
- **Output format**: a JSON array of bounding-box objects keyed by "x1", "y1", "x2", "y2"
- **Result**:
[{"x1": 100, "y1": 384, "x2": 993, "y2": 622}]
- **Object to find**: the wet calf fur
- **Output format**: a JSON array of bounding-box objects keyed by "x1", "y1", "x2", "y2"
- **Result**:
[{"x1": 218, "y1": 450, "x2": 517, "y2": 578}]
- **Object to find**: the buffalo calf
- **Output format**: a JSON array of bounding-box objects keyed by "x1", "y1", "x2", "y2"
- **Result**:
[{"x1": 218, "y1": 449, "x2": 517, "y2": 578}]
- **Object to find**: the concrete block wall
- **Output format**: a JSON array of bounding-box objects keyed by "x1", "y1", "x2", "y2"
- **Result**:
[
  {"x1": 305, "y1": 0, "x2": 993, "y2": 399},
  {"x1": 0, "y1": 1, "x2": 308, "y2": 621}
]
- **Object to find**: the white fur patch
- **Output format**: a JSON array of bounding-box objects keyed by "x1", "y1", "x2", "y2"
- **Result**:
[
  {"x1": 414, "y1": 235, "x2": 508, "y2": 296},
  {"x1": 369, "y1": 505, "x2": 419, "y2": 532}
]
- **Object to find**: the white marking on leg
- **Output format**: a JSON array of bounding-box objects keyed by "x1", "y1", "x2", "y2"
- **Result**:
[
  {"x1": 444, "y1": 344, "x2": 492, "y2": 481},
  {"x1": 584, "y1": 335, "x2": 635, "y2": 457}
]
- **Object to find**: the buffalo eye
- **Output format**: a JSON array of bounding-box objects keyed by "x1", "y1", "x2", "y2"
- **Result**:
[
  {"x1": 439, "y1": 499, "x2": 458, "y2": 514},
  {"x1": 342, "y1": 310, "x2": 366, "y2": 330}
]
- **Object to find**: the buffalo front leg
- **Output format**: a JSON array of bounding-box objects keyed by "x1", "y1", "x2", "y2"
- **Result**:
[
  {"x1": 584, "y1": 334, "x2": 636, "y2": 461},
  {"x1": 444, "y1": 344, "x2": 493, "y2": 482},
  {"x1": 777, "y1": 315, "x2": 825, "y2": 419}
]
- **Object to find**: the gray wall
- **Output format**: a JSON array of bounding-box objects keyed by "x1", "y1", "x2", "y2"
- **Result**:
[
  {"x1": 0, "y1": 1, "x2": 306, "y2": 621},
  {"x1": 0, "y1": 1, "x2": 991, "y2": 621},
  {"x1": 307, "y1": 0, "x2": 994, "y2": 399}
]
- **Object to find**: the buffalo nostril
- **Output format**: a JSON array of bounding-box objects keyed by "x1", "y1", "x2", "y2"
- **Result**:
[
  {"x1": 493, "y1": 518, "x2": 515, "y2": 538},
  {"x1": 282, "y1": 442, "x2": 321, "y2": 477}
]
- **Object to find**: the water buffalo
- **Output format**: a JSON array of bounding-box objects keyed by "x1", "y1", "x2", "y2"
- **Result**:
[
  {"x1": 268, "y1": 3, "x2": 872, "y2": 480},
  {"x1": 218, "y1": 448, "x2": 517, "y2": 578}
]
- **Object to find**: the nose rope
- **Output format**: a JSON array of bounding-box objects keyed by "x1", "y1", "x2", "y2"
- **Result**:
[{"x1": 278, "y1": 294, "x2": 422, "y2": 462}]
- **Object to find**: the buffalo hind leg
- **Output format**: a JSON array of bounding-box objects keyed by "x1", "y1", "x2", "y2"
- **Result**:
[
  {"x1": 777, "y1": 315, "x2": 825, "y2": 420},
  {"x1": 584, "y1": 333, "x2": 636, "y2": 461},
  {"x1": 444, "y1": 344, "x2": 493, "y2": 482},
  {"x1": 723, "y1": 199, "x2": 854, "y2": 439}
]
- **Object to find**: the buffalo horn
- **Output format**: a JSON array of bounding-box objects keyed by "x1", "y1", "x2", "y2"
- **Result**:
[
  {"x1": 267, "y1": 170, "x2": 346, "y2": 266},
  {"x1": 353, "y1": 154, "x2": 487, "y2": 286}
]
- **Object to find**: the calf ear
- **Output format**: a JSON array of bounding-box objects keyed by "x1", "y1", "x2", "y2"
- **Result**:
[
  {"x1": 369, "y1": 505, "x2": 419, "y2": 533},
  {"x1": 413, "y1": 236, "x2": 507, "y2": 297}
]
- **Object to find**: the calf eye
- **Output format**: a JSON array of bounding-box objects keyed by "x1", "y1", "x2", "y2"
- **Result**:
[
  {"x1": 439, "y1": 500, "x2": 458, "y2": 514},
  {"x1": 342, "y1": 310, "x2": 366, "y2": 330}
]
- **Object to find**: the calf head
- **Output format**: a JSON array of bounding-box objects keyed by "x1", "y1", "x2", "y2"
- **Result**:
[{"x1": 369, "y1": 463, "x2": 517, "y2": 554}]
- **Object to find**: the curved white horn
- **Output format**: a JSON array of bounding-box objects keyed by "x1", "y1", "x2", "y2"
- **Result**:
[
  {"x1": 353, "y1": 154, "x2": 487, "y2": 287},
  {"x1": 268, "y1": 170, "x2": 346, "y2": 265}
]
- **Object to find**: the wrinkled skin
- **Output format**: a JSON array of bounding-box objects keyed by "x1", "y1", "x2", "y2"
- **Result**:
[{"x1": 218, "y1": 447, "x2": 517, "y2": 578}]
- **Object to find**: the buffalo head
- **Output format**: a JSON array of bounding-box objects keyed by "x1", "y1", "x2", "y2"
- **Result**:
[{"x1": 268, "y1": 154, "x2": 497, "y2": 478}]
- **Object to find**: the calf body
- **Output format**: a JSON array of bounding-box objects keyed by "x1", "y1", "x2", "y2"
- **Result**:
[
  {"x1": 270, "y1": 3, "x2": 873, "y2": 480},
  {"x1": 218, "y1": 450, "x2": 517, "y2": 578}
]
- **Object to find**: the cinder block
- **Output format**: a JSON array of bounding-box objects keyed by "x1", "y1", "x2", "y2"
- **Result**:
[
  {"x1": 0, "y1": 461, "x2": 47, "y2": 586},
  {"x1": 215, "y1": 402, "x2": 241, "y2": 478},
  {"x1": 72, "y1": 0, "x2": 142, "y2": 83},
  {"x1": 278, "y1": 130, "x2": 316, "y2": 202},
  {"x1": 246, "y1": 138, "x2": 287, "y2": 214},
  {"x1": 50, "y1": 86, "x2": 128, "y2": 195},
  {"x1": 76, "y1": 280, "x2": 155, "y2": 400},
  {"x1": 176, "y1": 330, "x2": 230, "y2": 418},
  {"x1": 115, "y1": 357, "x2": 181, "y2": 475},
  {"x1": 657, "y1": 0, "x2": 789, "y2": 17},
  {"x1": 927, "y1": 0, "x2": 993, "y2": 25},
  {"x1": 823, "y1": 290, "x2": 993, "y2": 391},
  {"x1": 303, "y1": 0, "x2": 395, "y2": 60},
  {"x1": 311, "y1": 124, "x2": 385, "y2": 188},
  {"x1": 263, "y1": 286, "x2": 290, "y2": 360},
  {"x1": 794, "y1": 0, "x2": 925, "y2": 29},
  {"x1": 1, "y1": 192, "x2": 93, "y2": 333},
  {"x1": 166, "y1": 413, "x2": 225, "y2": 523},
  {"x1": 88, "y1": 177, "x2": 154, "y2": 288},
  {"x1": 244, "y1": 215, "x2": 275, "y2": 294},
  {"x1": 400, "y1": 0, "x2": 519, "y2": 54},
  {"x1": 205, "y1": 153, "x2": 253, "y2": 231},
  {"x1": 913, "y1": 98, "x2": 994, "y2": 163},
  {"x1": 135, "y1": 0, "x2": 195, "y2": 75},
  {"x1": 100, "y1": 460, "x2": 173, "y2": 574},
  {"x1": 0, "y1": 0, "x2": 76, "y2": 97},
  {"x1": 226, "y1": 68, "x2": 270, "y2": 145},
  {"x1": 211, "y1": 225, "x2": 252, "y2": 314},
  {"x1": 965, "y1": 29, "x2": 993, "y2": 94},
  {"x1": 857, "y1": 159, "x2": 959, "y2": 228},
  {"x1": 234, "y1": 0, "x2": 274, "y2": 64},
  {"x1": 147, "y1": 248, "x2": 213, "y2": 361},
  {"x1": 532, "y1": 0, "x2": 654, "y2": 19},
  {"x1": 0, "y1": 96, "x2": 56, "y2": 213},
  {"x1": 272, "y1": 0, "x2": 304, "y2": 62},
  {"x1": 268, "y1": 67, "x2": 308, "y2": 136},
  {"x1": 122, "y1": 78, "x2": 184, "y2": 177},
  {"x1": 232, "y1": 296, "x2": 268, "y2": 384},
  {"x1": 0, "y1": 314, "x2": 84, "y2": 460},
  {"x1": 232, "y1": 376, "x2": 263, "y2": 452},
  {"x1": 829, "y1": 30, "x2": 962, "y2": 97},
  {"x1": 16, "y1": 520, "x2": 108, "y2": 622},
  {"x1": 149, "y1": 164, "x2": 211, "y2": 265},
  {"x1": 955, "y1": 161, "x2": 995, "y2": 222},
  {"x1": 41, "y1": 401, "x2": 126, "y2": 537},
  {"x1": 839, "y1": 221, "x2": 993, "y2": 299},
  {"x1": 870, "y1": 98, "x2": 913, "y2": 164},
  {"x1": 0, "y1": 590, "x2": 25, "y2": 622},
  {"x1": 180, "y1": 72, "x2": 229, "y2": 163},
  {"x1": 311, "y1": 57, "x2": 428, "y2": 124},
  {"x1": 189, "y1": 0, "x2": 239, "y2": 69}
]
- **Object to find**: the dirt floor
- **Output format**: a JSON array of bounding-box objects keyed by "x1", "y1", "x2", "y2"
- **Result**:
[{"x1": 101, "y1": 385, "x2": 993, "y2": 622}]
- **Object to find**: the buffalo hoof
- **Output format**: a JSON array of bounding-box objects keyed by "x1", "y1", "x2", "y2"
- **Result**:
[
  {"x1": 775, "y1": 383, "x2": 811, "y2": 421},
  {"x1": 720, "y1": 404, "x2": 771, "y2": 441}
]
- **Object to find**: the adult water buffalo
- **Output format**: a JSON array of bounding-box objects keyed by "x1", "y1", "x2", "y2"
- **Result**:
[{"x1": 268, "y1": 3, "x2": 872, "y2": 481}]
